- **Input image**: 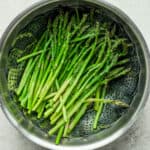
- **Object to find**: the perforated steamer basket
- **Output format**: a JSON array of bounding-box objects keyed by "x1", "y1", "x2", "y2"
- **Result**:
[{"x1": 0, "y1": 0, "x2": 150, "y2": 150}]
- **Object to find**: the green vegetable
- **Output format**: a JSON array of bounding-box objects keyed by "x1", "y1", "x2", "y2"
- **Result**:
[
  {"x1": 55, "y1": 126, "x2": 65, "y2": 145},
  {"x1": 9, "y1": 8, "x2": 131, "y2": 144}
]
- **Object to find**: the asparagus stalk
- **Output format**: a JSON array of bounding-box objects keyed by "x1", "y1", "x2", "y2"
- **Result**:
[
  {"x1": 94, "y1": 87, "x2": 101, "y2": 111},
  {"x1": 17, "y1": 49, "x2": 48, "y2": 63},
  {"x1": 55, "y1": 126, "x2": 64, "y2": 145},
  {"x1": 67, "y1": 103, "x2": 89, "y2": 134},
  {"x1": 86, "y1": 98, "x2": 129, "y2": 108},
  {"x1": 93, "y1": 84, "x2": 106, "y2": 129}
]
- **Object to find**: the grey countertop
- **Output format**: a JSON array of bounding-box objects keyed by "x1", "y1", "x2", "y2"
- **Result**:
[{"x1": 0, "y1": 0, "x2": 150, "y2": 150}]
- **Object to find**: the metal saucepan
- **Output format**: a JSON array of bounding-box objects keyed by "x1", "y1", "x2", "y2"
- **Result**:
[{"x1": 0, "y1": 0, "x2": 150, "y2": 149}]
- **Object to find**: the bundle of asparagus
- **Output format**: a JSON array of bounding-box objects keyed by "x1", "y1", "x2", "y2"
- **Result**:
[{"x1": 11, "y1": 9, "x2": 131, "y2": 144}]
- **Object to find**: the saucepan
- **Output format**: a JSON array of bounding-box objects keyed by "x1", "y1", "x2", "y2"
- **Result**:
[{"x1": 0, "y1": 0, "x2": 150, "y2": 149}]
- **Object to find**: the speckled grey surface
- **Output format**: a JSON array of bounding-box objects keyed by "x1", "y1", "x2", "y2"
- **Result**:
[{"x1": 0, "y1": 0, "x2": 150, "y2": 150}]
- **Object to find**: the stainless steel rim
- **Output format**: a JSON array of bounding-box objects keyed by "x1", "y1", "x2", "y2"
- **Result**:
[{"x1": 0, "y1": 0, "x2": 150, "y2": 149}]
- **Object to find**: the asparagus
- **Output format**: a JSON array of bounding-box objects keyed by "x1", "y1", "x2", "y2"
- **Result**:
[
  {"x1": 63, "y1": 120, "x2": 70, "y2": 137},
  {"x1": 16, "y1": 31, "x2": 47, "y2": 95},
  {"x1": 50, "y1": 53, "x2": 119, "y2": 124},
  {"x1": 11, "y1": 9, "x2": 132, "y2": 145},
  {"x1": 94, "y1": 87, "x2": 101, "y2": 111},
  {"x1": 93, "y1": 85, "x2": 106, "y2": 129},
  {"x1": 54, "y1": 23, "x2": 99, "y2": 114},
  {"x1": 67, "y1": 103, "x2": 89, "y2": 134},
  {"x1": 86, "y1": 99, "x2": 129, "y2": 108},
  {"x1": 55, "y1": 126, "x2": 64, "y2": 145},
  {"x1": 48, "y1": 81, "x2": 100, "y2": 136},
  {"x1": 33, "y1": 33, "x2": 71, "y2": 111},
  {"x1": 55, "y1": 79, "x2": 68, "y2": 122},
  {"x1": 17, "y1": 49, "x2": 48, "y2": 63}
]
